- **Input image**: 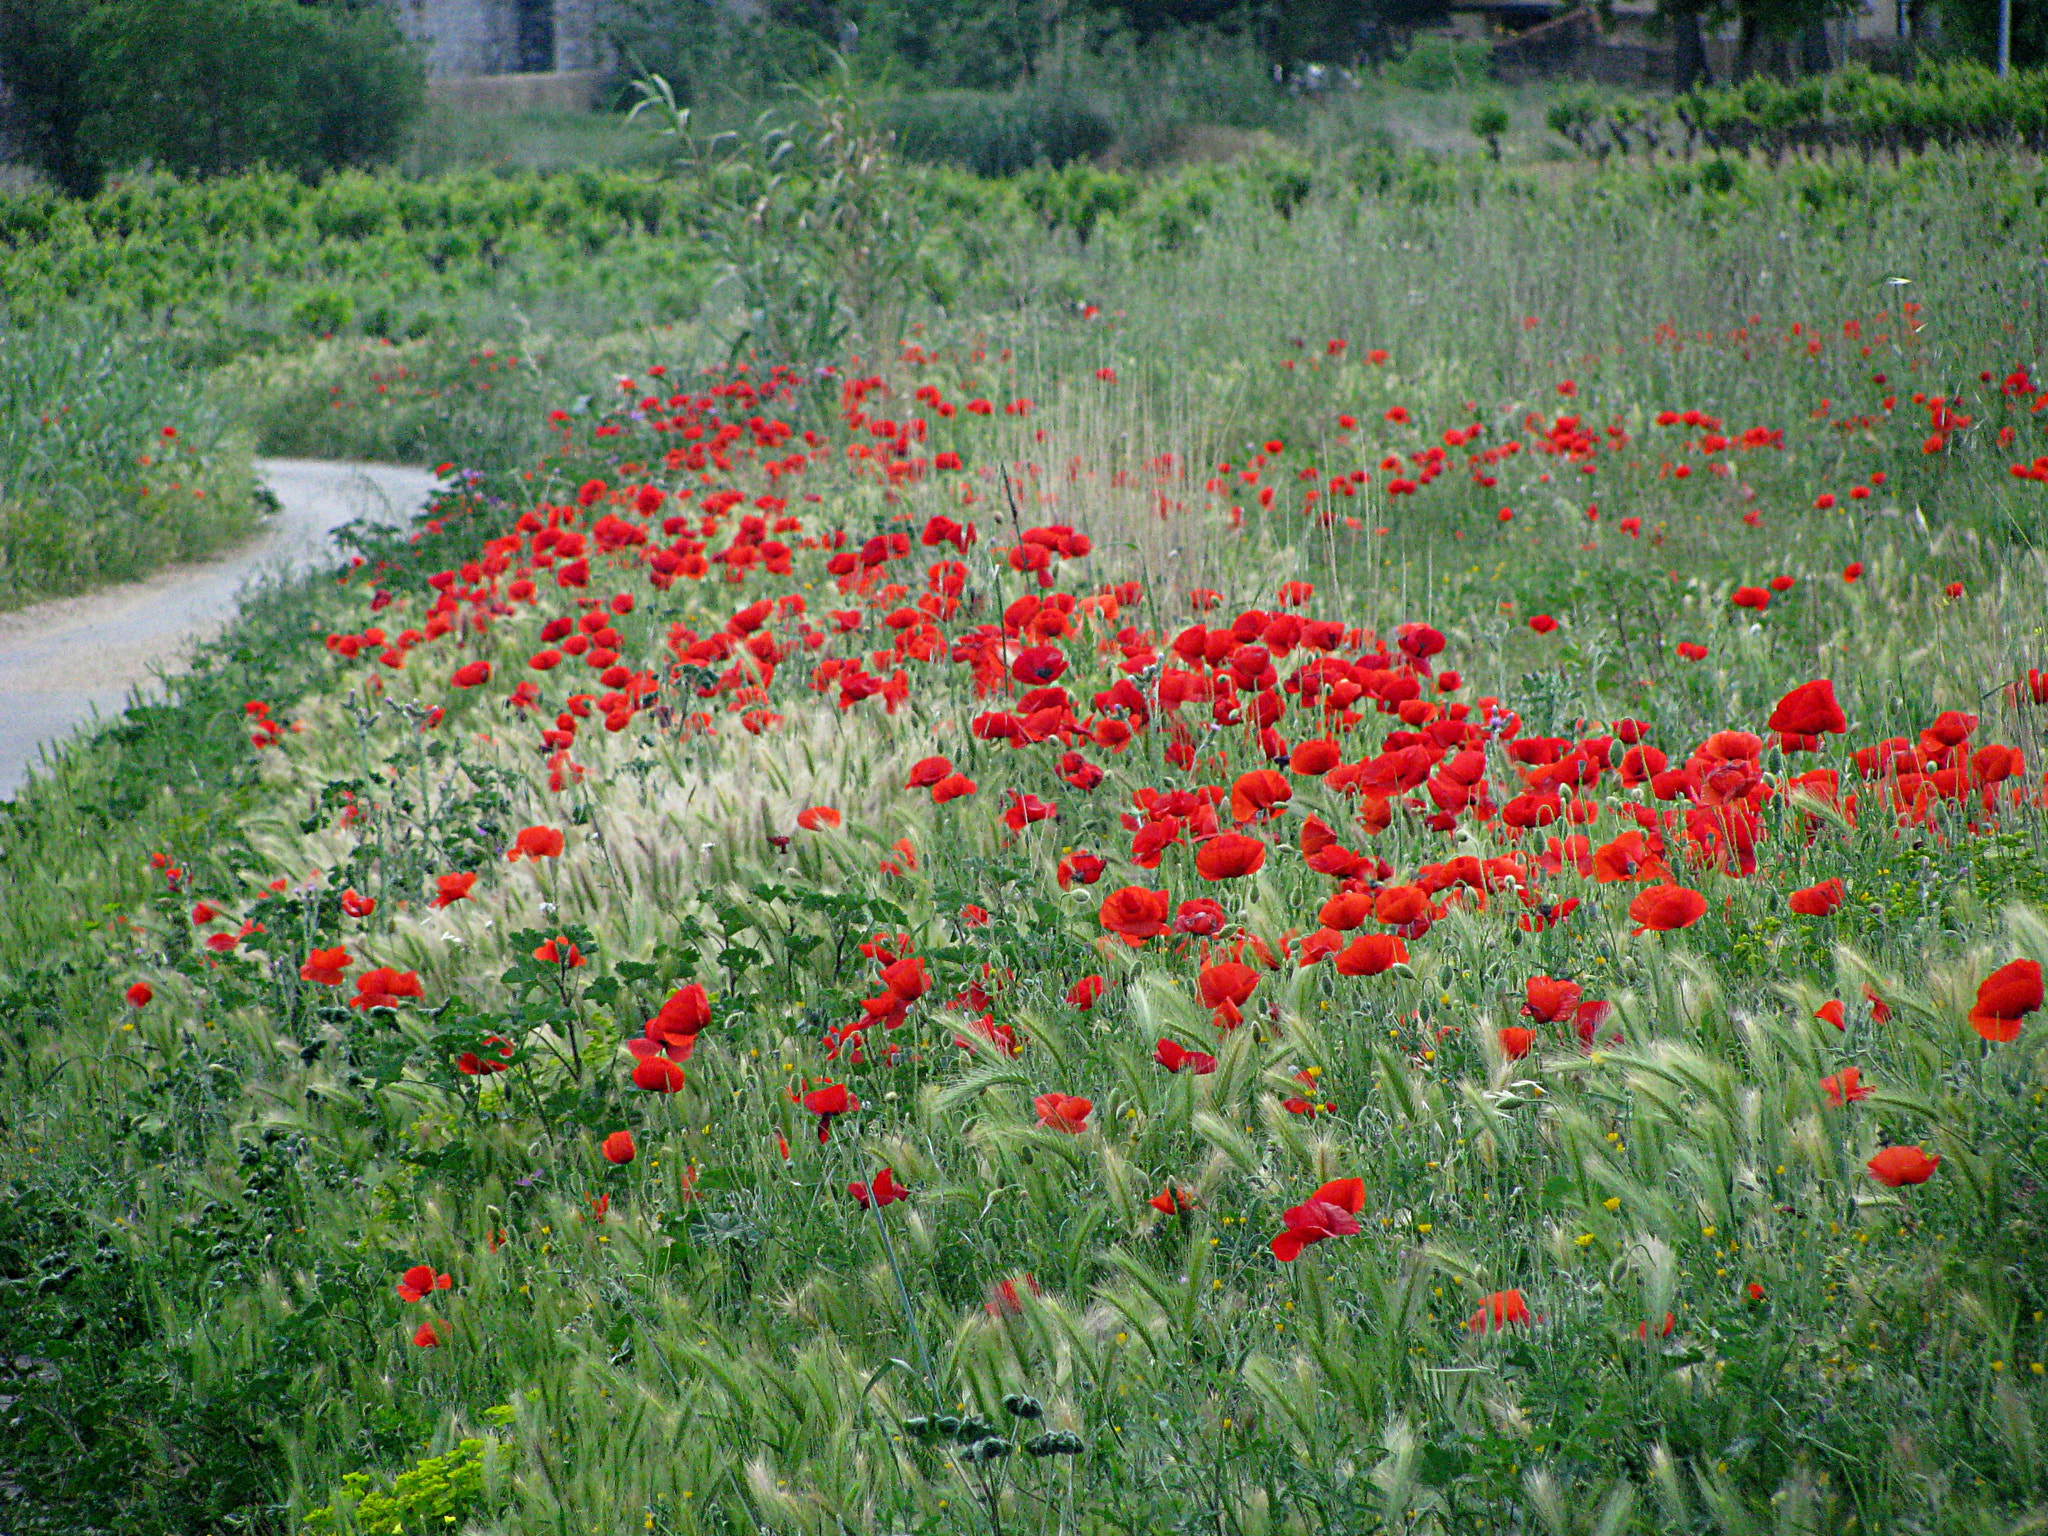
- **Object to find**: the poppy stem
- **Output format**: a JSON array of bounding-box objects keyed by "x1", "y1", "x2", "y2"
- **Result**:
[{"x1": 869, "y1": 1200, "x2": 934, "y2": 1390}]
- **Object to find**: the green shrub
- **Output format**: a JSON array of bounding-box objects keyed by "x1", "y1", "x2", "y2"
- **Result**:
[
  {"x1": 882, "y1": 90, "x2": 1114, "y2": 176},
  {"x1": 302, "y1": 1412, "x2": 514, "y2": 1536},
  {"x1": 1385, "y1": 34, "x2": 1492, "y2": 91}
]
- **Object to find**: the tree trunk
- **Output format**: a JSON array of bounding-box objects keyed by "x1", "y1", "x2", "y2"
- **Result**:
[
  {"x1": 1673, "y1": 0, "x2": 1712, "y2": 89},
  {"x1": 1799, "y1": 19, "x2": 1831, "y2": 74}
]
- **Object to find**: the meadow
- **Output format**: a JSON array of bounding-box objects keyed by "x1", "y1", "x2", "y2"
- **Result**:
[{"x1": 4, "y1": 91, "x2": 2048, "y2": 1536}]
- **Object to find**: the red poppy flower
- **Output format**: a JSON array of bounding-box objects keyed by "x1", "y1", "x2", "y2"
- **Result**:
[
  {"x1": 1172, "y1": 899, "x2": 1227, "y2": 936},
  {"x1": 1768, "y1": 679, "x2": 1847, "y2": 737},
  {"x1": 1270, "y1": 1177, "x2": 1366, "y2": 1262},
  {"x1": 642, "y1": 984, "x2": 709, "y2": 1050},
  {"x1": 1033, "y1": 1093, "x2": 1093, "y2": 1133},
  {"x1": 985, "y1": 1273, "x2": 1041, "y2": 1316},
  {"x1": 352, "y1": 967, "x2": 423, "y2": 1011},
  {"x1": 1154, "y1": 1038, "x2": 1219, "y2": 1074},
  {"x1": 1290, "y1": 739, "x2": 1341, "y2": 776},
  {"x1": 508, "y1": 825, "x2": 565, "y2": 861},
  {"x1": 1067, "y1": 975, "x2": 1106, "y2": 1010},
  {"x1": 1099, "y1": 885, "x2": 1172, "y2": 944},
  {"x1": 1628, "y1": 884, "x2": 1707, "y2": 933},
  {"x1": 1465, "y1": 1289, "x2": 1532, "y2": 1333},
  {"x1": 1229, "y1": 769, "x2": 1292, "y2": 824},
  {"x1": 1968, "y1": 959, "x2": 2043, "y2": 1043},
  {"x1": 125, "y1": 982, "x2": 152, "y2": 1007},
  {"x1": 869, "y1": 957, "x2": 924, "y2": 1006},
  {"x1": 1057, "y1": 851, "x2": 1106, "y2": 888},
  {"x1": 341, "y1": 888, "x2": 377, "y2": 918},
  {"x1": 1815, "y1": 1000, "x2": 1846, "y2": 1031},
  {"x1": 1012, "y1": 645, "x2": 1068, "y2": 684},
  {"x1": 533, "y1": 936, "x2": 585, "y2": 967},
  {"x1": 1198, "y1": 961, "x2": 1259, "y2": 1011},
  {"x1": 1788, "y1": 879, "x2": 1846, "y2": 917},
  {"x1": 1318, "y1": 890, "x2": 1372, "y2": 931},
  {"x1": 1731, "y1": 586, "x2": 1770, "y2": 611},
  {"x1": 907, "y1": 756, "x2": 952, "y2": 788},
  {"x1": 1522, "y1": 975, "x2": 1582, "y2": 1022},
  {"x1": 850, "y1": 1167, "x2": 907, "y2": 1207},
  {"x1": 631, "y1": 1056, "x2": 687, "y2": 1092},
  {"x1": 797, "y1": 806, "x2": 842, "y2": 830},
  {"x1": 1528, "y1": 615, "x2": 1558, "y2": 634},
  {"x1": 190, "y1": 901, "x2": 220, "y2": 925},
  {"x1": 397, "y1": 1264, "x2": 452, "y2": 1302},
  {"x1": 1334, "y1": 933, "x2": 1406, "y2": 976},
  {"x1": 932, "y1": 774, "x2": 978, "y2": 803},
  {"x1": 299, "y1": 946, "x2": 350, "y2": 986},
  {"x1": 601, "y1": 1130, "x2": 636, "y2": 1164},
  {"x1": 1498, "y1": 1026, "x2": 1536, "y2": 1060},
  {"x1": 1866, "y1": 1144, "x2": 1940, "y2": 1187},
  {"x1": 456, "y1": 1033, "x2": 514, "y2": 1076},
  {"x1": 802, "y1": 1081, "x2": 861, "y2": 1141},
  {"x1": 1373, "y1": 884, "x2": 1430, "y2": 927},
  {"x1": 1004, "y1": 792, "x2": 1059, "y2": 831},
  {"x1": 1150, "y1": 1184, "x2": 1198, "y2": 1215},
  {"x1": 1675, "y1": 642, "x2": 1708, "y2": 661},
  {"x1": 432, "y1": 873, "x2": 476, "y2": 908},
  {"x1": 1195, "y1": 833, "x2": 1266, "y2": 881},
  {"x1": 411, "y1": 1321, "x2": 441, "y2": 1348},
  {"x1": 1820, "y1": 1067, "x2": 1872, "y2": 1106}
]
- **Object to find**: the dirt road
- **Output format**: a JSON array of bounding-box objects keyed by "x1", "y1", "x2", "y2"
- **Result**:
[{"x1": 0, "y1": 459, "x2": 438, "y2": 798}]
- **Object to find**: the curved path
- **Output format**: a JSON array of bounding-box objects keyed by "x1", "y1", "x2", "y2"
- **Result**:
[{"x1": 0, "y1": 459, "x2": 440, "y2": 799}]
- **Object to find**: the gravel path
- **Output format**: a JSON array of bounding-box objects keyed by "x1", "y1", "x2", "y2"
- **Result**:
[{"x1": 0, "y1": 459, "x2": 439, "y2": 798}]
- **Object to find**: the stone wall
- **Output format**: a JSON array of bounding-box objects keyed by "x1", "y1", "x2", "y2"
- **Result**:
[{"x1": 397, "y1": 0, "x2": 607, "y2": 78}]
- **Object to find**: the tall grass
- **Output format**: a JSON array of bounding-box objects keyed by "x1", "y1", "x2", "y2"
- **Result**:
[{"x1": 0, "y1": 320, "x2": 257, "y2": 606}]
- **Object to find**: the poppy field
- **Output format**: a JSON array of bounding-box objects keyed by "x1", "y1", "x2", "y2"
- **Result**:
[{"x1": 7, "y1": 152, "x2": 2048, "y2": 1536}]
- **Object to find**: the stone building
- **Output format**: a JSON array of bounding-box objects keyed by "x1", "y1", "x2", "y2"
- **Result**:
[{"x1": 394, "y1": 0, "x2": 605, "y2": 77}]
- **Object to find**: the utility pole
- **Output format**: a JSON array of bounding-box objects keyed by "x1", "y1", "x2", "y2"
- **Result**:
[{"x1": 1999, "y1": 0, "x2": 2011, "y2": 75}]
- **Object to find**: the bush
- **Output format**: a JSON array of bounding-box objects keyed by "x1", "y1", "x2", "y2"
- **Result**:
[
  {"x1": 882, "y1": 90, "x2": 1114, "y2": 177},
  {"x1": 0, "y1": 0, "x2": 423, "y2": 195},
  {"x1": 1384, "y1": 33, "x2": 1492, "y2": 90}
]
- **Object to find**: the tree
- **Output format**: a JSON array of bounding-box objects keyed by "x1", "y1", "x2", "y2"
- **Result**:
[
  {"x1": 1469, "y1": 99, "x2": 1509, "y2": 158},
  {"x1": 0, "y1": 0, "x2": 423, "y2": 194},
  {"x1": 0, "y1": 0, "x2": 100, "y2": 194},
  {"x1": 1667, "y1": 0, "x2": 1713, "y2": 88}
]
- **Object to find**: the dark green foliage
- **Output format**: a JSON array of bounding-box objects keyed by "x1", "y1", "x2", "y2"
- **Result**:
[
  {"x1": 0, "y1": 0, "x2": 423, "y2": 194},
  {"x1": 881, "y1": 90, "x2": 1115, "y2": 176}
]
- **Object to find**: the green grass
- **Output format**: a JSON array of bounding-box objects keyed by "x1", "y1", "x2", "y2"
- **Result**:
[
  {"x1": 5, "y1": 138, "x2": 2048, "y2": 1536},
  {"x1": 0, "y1": 320, "x2": 258, "y2": 607},
  {"x1": 400, "y1": 105, "x2": 669, "y2": 179}
]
